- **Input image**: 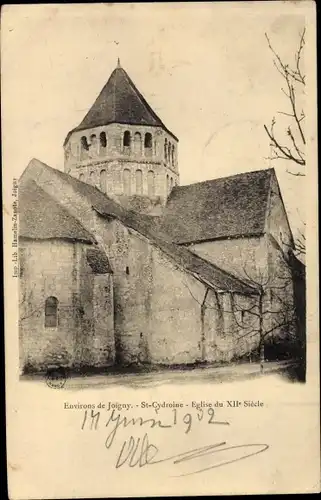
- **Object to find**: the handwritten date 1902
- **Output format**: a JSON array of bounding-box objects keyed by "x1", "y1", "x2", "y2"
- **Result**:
[{"x1": 81, "y1": 407, "x2": 229, "y2": 444}]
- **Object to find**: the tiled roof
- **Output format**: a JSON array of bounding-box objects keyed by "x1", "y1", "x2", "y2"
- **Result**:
[
  {"x1": 19, "y1": 180, "x2": 95, "y2": 244},
  {"x1": 157, "y1": 169, "x2": 274, "y2": 244},
  {"x1": 64, "y1": 65, "x2": 177, "y2": 145},
  {"x1": 23, "y1": 160, "x2": 257, "y2": 295}
]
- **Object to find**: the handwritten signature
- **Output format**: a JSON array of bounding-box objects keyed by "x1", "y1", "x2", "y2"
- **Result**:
[
  {"x1": 114, "y1": 433, "x2": 269, "y2": 476},
  {"x1": 81, "y1": 409, "x2": 269, "y2": 476}
]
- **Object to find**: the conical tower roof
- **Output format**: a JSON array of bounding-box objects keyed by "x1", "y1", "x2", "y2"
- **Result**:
[{"x1": 64, "y1": 62, "x2": 177, "y2": 145}]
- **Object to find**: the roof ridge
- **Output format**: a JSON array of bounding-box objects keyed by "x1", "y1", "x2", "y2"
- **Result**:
[
  {"x1": 121, "y1": 67, "x2": 171, "y2": 135},
  {"x1": 176, "y1": 168, "x2": 274, "y2": 190}
]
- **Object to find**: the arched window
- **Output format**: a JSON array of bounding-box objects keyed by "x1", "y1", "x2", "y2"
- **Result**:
[
  {"x1": 80, "y1": 136, "x2": 89, "y2": 160},
  {"x1": 79, "y1": 173, "x2": 85, "y2": 182},
  {"x1": 100, "y1": 169, "x2": 107, "y2": 193},
  {"x1": 123, "y1": 168, "x2": 131, "y2": 195},
  {"x1": 147, "y1": 170, "x2": 155, "y2": 197},
  {"x1": 144, "y1": 133, "x2": 152, "y2": 149},
  {"x1": 45, "y1": 296, "x2": 58, "y2": 328},
  {"x1": 81, "y1": 136, "x2": 89, "y2": 151},
  {"x1": 170, "y1": 177, "x2": 174, "y2": 190},
  {"x1": 135, "y1": 169, "x2": 143, "y2": 195},
  {"x1": 171, "y1": 144, "x2": 175, "y2": 165},
  {"x1": 144, "y1": 132, "x2": 152, "y2": 157},
  {"x1": 90, "y1": 134, "x2": 98, "y2": 156},
  {"x1": 89, "y1": 171, "x2": 95, "y2": 185},
  {"x1": 133, "y1": 132, "x2": 142, "y2": 154},
  {"x1": 168, "y1": 141, "x2": 172, "y2": 163},
  {"x1": 164, "y1": 138, "x2": 167, "y2": 161},
  {"x1": 123, "y1": 130, "x2": 131, "y2": 148},
  {"x1": 100, "y1": 131, "x2": 107, "y2": 148},
  {"x1": 166, "y1": 174, "x2": 170, "y2": 194}
]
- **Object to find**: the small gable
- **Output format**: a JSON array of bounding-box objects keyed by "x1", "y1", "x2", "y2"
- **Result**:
[{"x1": 265, "y1": 171, "x2": 295, "y2": 250}]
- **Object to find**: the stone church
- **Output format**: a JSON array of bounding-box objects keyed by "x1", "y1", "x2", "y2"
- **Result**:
[{"x1": 18, "y1": 61, "x2": 300, "y2": 373}]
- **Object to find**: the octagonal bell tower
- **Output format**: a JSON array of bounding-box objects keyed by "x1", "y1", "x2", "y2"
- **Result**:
[{"x1": 64, "y1": 59, "x2": 179, "y2": 213}]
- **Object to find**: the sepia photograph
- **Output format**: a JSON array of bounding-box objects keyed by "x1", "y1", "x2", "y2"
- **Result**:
[{"x1": 2, "y1": 2, "x2": 319, "y2": 498}]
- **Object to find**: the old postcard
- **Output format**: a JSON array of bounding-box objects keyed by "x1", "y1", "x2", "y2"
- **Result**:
[{"x1": 2, "y1": 2, "x2": 319, "y2": 497}]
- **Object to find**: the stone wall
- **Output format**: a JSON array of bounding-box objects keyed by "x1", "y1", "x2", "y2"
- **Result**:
[
  {"x1": 95, "y1": 215, "x2": 261, "y2": 366},
  {"x1": 19, "y1": 240, "x2": 79, "y2": 371},
  {"x1": 95, "y1": 215, "x2": 204, "y2": 365},
  {"x1": 149, "y1": 248, "x2": 204, "y2": 364},
  {"x1": 189, "y1": 236, "x2": 268, "y2": 283},
  {"x1": 19, "y1": 238, "x2": 115, "y2": 372}
]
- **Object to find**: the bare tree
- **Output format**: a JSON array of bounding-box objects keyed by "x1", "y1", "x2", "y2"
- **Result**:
[
  {"x1": 227, "y1": 265, "x2": 296, "y2": 373},
  {"x1": 183, "y1": 256, "x2": 296, "y2": 373},
  {"x1": 264, "y1": 29, "x2": 306, "y2": 176},
  {"x1": 264, "y1": 29, "x2": 306, "y2": 258},
  {"x1": 19, "y1": 284, "x2": 43, "y2": 322}
]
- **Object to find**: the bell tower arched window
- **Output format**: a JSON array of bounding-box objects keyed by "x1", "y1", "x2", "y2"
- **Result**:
[
  {"x1": 144, "y1": 133, "x2": 152, "y2": 157},
  {"x1": 81, "y1": 136, "x2": 89, "y2": 150},
  {"x1": 45, "y1": 296, "x2": 58, "y2": 328},
  {"x1": 147, "y1": 170, "x2": 155, "y2": 197},
  {"x1": 100, "y1": 169, "x2": 107, "y2": 193},
  {"x1": 100, "y1": 131, "x2": 107, "y2": 151},
  {"x1": 123, "y1": 130, "x2": 131, "y2": 148},
  {"x1": 80, "y1": 136, "x2": 89, "y2": 160},
  {"x1": 164, "y1": 138, "x2": 167, "y2": 161},
  {"x1": 89, "y1": 171, "x2": 95, "y2": 185},
  {"x1": 145, "y1": 133, "x2": 152, "y2": 148},
  {"x1": 171, "y1": 144, "x2": 175, "y2": 166},
  {"x1": 135, "y1": 169, "x2": 143, "y2": 195},
  {"x1": 133, "y1": 132, "x2": 142, "y2": 154},
  {"x1": 123, "y1": 168, "x2": 131, "y2": 195}
]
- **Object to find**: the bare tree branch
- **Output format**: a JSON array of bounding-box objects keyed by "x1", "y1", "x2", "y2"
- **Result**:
[{"x1": 264, "y1": 30, "x2": 306, "y2": 172}]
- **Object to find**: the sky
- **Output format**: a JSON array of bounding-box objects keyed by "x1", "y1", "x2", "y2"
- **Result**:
[{"x1": 1, "y1": 3, "x2": 312, "y2": 239}]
